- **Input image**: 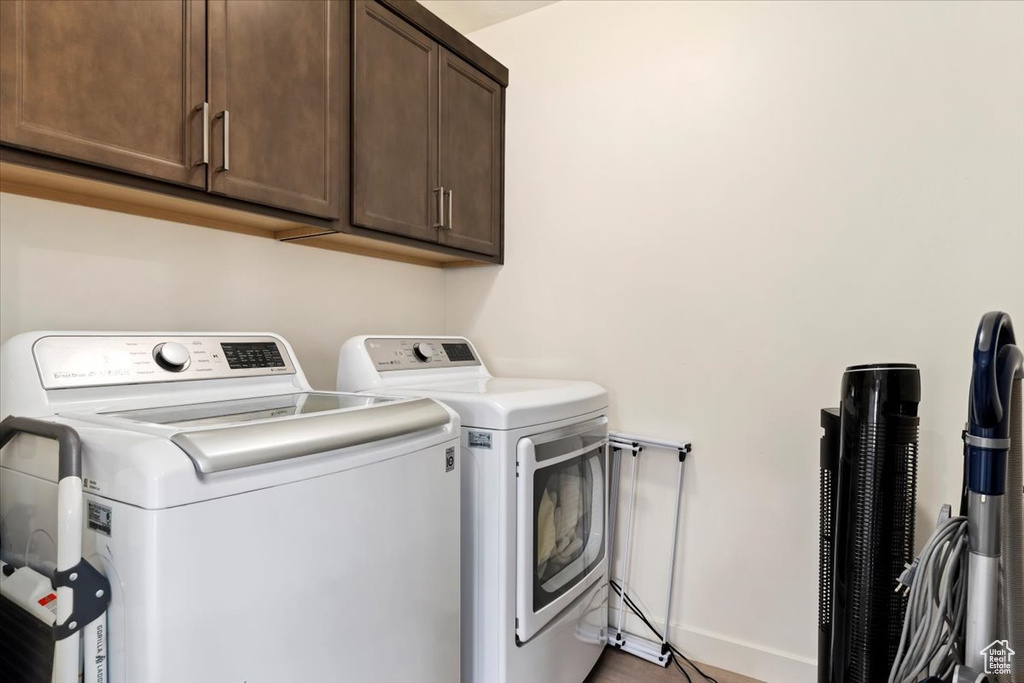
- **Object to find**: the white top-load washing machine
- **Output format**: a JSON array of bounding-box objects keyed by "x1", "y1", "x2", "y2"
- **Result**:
[
  {"x1": 0, "y1": 332, "x2": 461, "y2": 682},
  {"x1": 338, "y1": 336, "x2": 609, "y2": 683}
]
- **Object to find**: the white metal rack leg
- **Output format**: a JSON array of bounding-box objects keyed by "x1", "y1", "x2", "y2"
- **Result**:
[
  {"x1": 611, "y1": 441, "x2": 641, "y2": 646},
  {"x1": 660, "y1": 452, "x2": 687, "y2": 659}
]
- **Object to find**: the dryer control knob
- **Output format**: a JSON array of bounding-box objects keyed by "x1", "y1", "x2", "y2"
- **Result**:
[
  {"x1": 154, "y1": 342, "x2": 191, "y2": 372},
  {"x1": 413, "y1": 343, "x2": 435, "y2": 362}
]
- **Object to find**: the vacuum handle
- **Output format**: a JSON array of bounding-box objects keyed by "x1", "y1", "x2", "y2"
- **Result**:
[
  {"x1": 967, "y1": 314, "x2": 1023, "y2": 495},
  {"x1": 970, "y1": 311, "x2": 1017, "y2": 432}
]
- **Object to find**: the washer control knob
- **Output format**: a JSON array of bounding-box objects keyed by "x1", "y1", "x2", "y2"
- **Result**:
[
  {"x1": 154, "y1": 342, "x2": 191, "y2": 372},
  {"x1": 413, "y1": 342, "x2": 435, "y2": 362}
]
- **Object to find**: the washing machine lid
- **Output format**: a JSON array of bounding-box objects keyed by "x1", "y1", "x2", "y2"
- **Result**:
[
  {"x1": 376, "y1": 378, "x2": 608, "y2": 430},
  {"x1": 67, "y1": 391, "x2": 451, "y2": 474}
]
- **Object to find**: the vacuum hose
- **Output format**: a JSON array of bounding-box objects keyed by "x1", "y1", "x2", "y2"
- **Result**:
[{"x1": 998, "y1": 376, "x2": 1022, "y2": 683}]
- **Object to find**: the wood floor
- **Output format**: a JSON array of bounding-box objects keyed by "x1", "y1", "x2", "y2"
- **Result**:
[{"x1": 584, "y1": 648, "x2": 764, "y2": 683}]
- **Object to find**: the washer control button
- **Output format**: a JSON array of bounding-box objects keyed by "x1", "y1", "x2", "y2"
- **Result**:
[
  {"x1": 413, "y1": 342, "x2": 435, "y2": 362},
  {"x1": 153, "y1": 342, "x2": 191, "y2": 372}
]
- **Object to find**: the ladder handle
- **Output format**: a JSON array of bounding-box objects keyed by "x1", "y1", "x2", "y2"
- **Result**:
[{"x1": 0, "y1": 415, "x2": 82, "y2": 480}]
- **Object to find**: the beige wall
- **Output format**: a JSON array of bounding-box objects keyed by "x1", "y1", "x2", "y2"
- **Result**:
[
  {"x1": 0, "y1": 192, "x2": 446, "y2": 390},
  {"x1": 448, "y1": 1, "x2": 1024, "y2": 679}
]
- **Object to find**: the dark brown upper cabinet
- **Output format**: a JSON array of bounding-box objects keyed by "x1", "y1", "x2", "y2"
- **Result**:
[
  {"x1": 438, "y1": 48, "x2": 502, "y2": 257},
  {"x1": 1, "y1": 0, "x2": 341, "y2": 219},
  {"x1": 352, "y1": 0, "x2": 504, "y2": 258},
  {"x1": 208, "y1": 0, "x2": 342, "y2": 218},
  {"x1": 352, "y1": 1, "x2": 440, "y2": 241},
  {"x1": 0, "y1": 0, "x2": 507, "y2": 266},
  {"x1": 0, "y1": 0, "x2": 207, "y2": 188}
]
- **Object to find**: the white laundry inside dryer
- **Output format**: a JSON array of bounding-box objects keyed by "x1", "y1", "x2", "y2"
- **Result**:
[{"x1": 537, "y1": 466, "x2": 592, "y2": 584}]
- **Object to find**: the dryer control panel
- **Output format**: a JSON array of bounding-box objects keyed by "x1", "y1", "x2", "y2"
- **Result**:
[
  {"x1": 34, "y1": 335, "x2": 296, "y2": 389},
  {"x1": 365, "y1": 337, "x2": 480, "y2": 371}
]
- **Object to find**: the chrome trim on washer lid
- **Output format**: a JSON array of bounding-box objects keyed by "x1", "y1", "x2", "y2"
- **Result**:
[{"x1": 170, "y1": 398, "x2": 450, "y2": 473}]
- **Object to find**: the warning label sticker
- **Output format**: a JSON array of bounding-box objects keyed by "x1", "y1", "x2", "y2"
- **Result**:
[
  {"x1": 38, "y1": 593, "x2": 58, "y2": 616},
  {"x1": 468, "y1": 431, "x2": 492, "y2": 449},
  {"x1": 88, "y1": 501, "x2": 112, "y2": 536}
]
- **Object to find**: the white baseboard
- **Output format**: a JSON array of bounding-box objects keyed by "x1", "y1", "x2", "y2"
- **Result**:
[{"x1": 608, "y1": 607, "x2": 816, "y2": 683}]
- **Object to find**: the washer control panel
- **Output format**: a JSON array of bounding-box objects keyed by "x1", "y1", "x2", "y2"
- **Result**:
[
  {"x1": 34, "y1": 335, "x2": 295, "y2": 389},
  {"x1": 365, "y1": 337, "x2": 479, "y2": 371}
]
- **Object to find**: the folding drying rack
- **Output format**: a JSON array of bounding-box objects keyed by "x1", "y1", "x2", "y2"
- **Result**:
[{"x1": 606, "y1": 430, "x2": 693, "y2": 667}]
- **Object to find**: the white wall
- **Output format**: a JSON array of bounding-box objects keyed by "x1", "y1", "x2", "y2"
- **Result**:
[
  {"x1": 0, "y1": 193, "x2": 446, "y2": 390},
  {"x1": 448, "y1": 1, "x2": 1024, "y2": 679}
]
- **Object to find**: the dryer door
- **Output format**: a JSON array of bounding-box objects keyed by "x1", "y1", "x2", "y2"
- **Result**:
[{"x1": 516, "y1": 417, "x2": 608, "y2": 642}]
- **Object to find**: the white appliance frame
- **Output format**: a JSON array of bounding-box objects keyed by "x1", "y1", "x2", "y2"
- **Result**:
[{"x1": 469, "y1": 411, "x2": 610, "y2": 683}]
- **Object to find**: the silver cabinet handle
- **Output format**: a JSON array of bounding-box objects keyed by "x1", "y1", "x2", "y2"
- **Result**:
[
  {"x1": 217, "y1": 110, "x2": 230, "y2": 172},
  {"x1": 445, "y1": 189, "x2": 453, "y2": 231},
  {"x1": 195, "y1": 102, "x2": 209, "y2": 166},
  {"x1": 433, "y1": 186, "x2": 445, "y2": 228}
]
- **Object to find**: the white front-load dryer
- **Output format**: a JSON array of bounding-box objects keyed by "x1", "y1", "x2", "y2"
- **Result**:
[{"x1": 338, "y1": 335, "x2": 610, "y2": 683}]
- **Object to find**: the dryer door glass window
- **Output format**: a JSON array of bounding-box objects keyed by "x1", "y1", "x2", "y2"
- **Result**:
[
  {"x1": 531, "y1": 433, "x2": 606, "y2": 612},
  {"x1": 533, "y1": 450, "x2": 605, "y2": 610}
]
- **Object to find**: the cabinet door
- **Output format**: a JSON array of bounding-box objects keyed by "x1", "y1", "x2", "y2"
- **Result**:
[
  {"x1": 0, "y1": 0, "x2": 206, "y2": 187},
  {"x1": 438, "y1": 49, "x2": 502, "y2": 257},
  {"x1": 208, "y1": 0, "x2": 342, "y2": 218},
  {"x1": 352, "y1": 0, "x2": 440, "y2": 242}
]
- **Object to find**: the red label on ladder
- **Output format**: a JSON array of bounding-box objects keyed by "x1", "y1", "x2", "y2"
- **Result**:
[{"x1": 38, "y1": 592, "x2": 58, "y2": 616}]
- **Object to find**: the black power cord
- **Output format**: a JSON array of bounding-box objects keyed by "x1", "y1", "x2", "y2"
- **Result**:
[
  {"x1": 609, "y1": 580, "x2": 716, "y2": 683},
  {"x1": 609, "y1": 579, "x2": 719, "y2": 683}
]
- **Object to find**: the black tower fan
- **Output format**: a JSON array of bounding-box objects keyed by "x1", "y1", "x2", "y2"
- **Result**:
[{"x1": 818, "y1": 364, "x2": 920, "y2": 683}]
